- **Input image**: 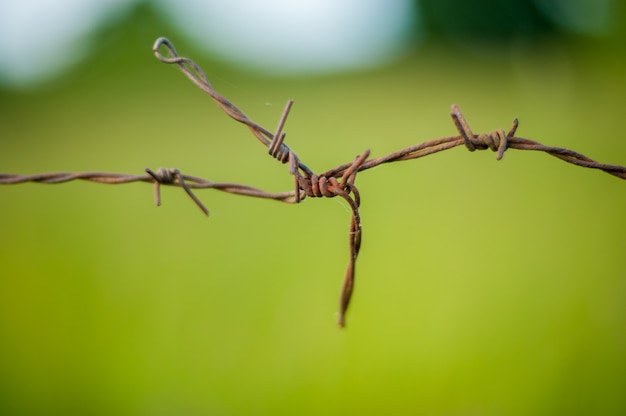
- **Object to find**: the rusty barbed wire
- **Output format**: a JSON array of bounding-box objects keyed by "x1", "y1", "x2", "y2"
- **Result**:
[
  {"x1": 2, "y1": 37, "x2": 626, "y2": 327},
  {"x1": 0, "y1": 169, "x2": 298, "y2": 215}
]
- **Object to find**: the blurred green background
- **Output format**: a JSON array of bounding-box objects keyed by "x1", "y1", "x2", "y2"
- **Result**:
[{"x1": 1, "y1": 1, "x2": 626, "y2": 415}]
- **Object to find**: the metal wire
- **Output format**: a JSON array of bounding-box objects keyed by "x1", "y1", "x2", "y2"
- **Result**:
[
  {"x1": 0, "y1": 169, "x2": 298, "y2": 216},
  {"x1": 2, "y1": 37, "x2": 626, "y2": 327}
]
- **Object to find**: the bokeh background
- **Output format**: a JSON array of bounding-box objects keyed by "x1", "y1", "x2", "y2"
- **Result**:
[{"x1": 1, "y1": 1, "x2": 626, "y2": 414}]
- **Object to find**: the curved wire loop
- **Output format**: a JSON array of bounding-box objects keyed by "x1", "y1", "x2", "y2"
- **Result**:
[
  {"x1": 152, "y1": 38, "x2": 309, "y2": 172},
  {"x1": 288, "y1": 149, "x2": 370, "y2": 326}
]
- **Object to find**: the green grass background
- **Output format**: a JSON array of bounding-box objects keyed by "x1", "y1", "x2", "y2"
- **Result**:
[{"x1": 1, "y1": 8, "x2": 626, "y2": 415}]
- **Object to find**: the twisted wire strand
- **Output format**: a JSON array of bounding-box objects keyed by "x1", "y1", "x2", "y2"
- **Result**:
[
  {"x1": 287, "y1": 149, "x2": 370, "y2": 326},
  {"x1": 0, "y1": 170, "x2": 298, "y2": 216},
  {"x1": 3, "y1": 37, "x2": 626, "y2": 328},
  {"x1": 321, "y1": 107, "x2": 626, "y2": 180},
  {"x1": 153, "y1": 38, "x2": 311, "y2": 175}
]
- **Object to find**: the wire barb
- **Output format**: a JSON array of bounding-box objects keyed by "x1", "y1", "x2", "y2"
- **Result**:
[
  {"x1": 152, "y1": 38, "x2": 312, "y2": 176},
  {"x1": 451, "y1": 104, "x2": 510, "y2": 160},
  {"x1": 145, "y1": 168, "x2": 209, "y2": 216},
  {"x1": 3, "y1": 37, "x2": 626, "y2": 328},
  {"x1": 267, "y1": 100, "x2": 294, "y2": 163}
]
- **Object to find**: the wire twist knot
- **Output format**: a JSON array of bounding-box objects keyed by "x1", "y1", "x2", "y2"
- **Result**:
[
  {"x1": 148, "y1": 167, "x2": 177, "y2": 184},
  {"x1": 268, "y1": 139, "x2": 291, "y2": 164},
  {"x1": 451, "y1": 104, "x2": 518, "y2": 160},
  {"x1": 297, "y1": 175, "x2": 343, "y2": 198},
  {"x1": 473, "y1": 129, "x2": 508, "y2": 156},
  {"x1": 145, "y1": 167, "x2": 209, "y2": 216}
]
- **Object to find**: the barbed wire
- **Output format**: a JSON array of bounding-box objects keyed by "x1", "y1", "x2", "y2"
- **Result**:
[
  {"x1": 2, "y1": 37, "x2": 626, "y2": 327},
  {"x1": 0, "y1": 168, "x2": 298, "y2": 216}
]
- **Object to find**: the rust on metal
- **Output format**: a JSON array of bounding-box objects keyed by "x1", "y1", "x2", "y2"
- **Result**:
[{"x1": 2, "y1": 37, "x2": 626, "y2": 327}]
